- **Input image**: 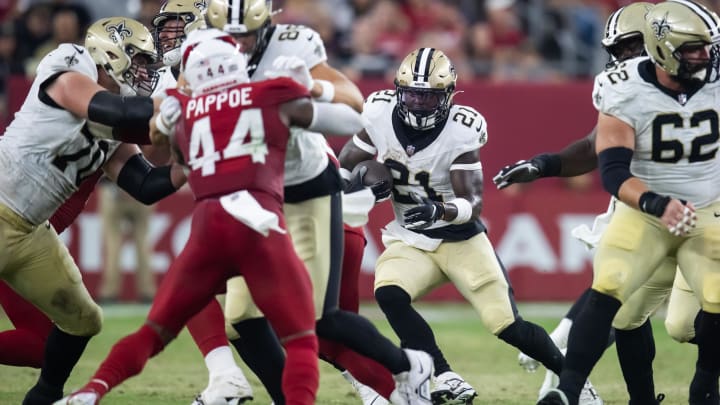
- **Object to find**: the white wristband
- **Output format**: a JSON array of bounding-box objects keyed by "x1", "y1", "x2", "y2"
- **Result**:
[
  {"x1": 314, "y1": 79, "x2": 335, "y2": 102},
  {"x1": 447, "y1": 198, "x2": 473, "y2": 224},
  {"x1": 154, "y1": 114, "x2": 172, "y2": 136}
]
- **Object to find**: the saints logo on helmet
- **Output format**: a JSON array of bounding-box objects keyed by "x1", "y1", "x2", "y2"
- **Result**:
[
  {"x1": 602, "y1": 2, "x2": 653, "y2": 65},
  {"x1": 206, "y1": 0, "x2": 273, "y2": 59},
  {"x1": 86, "y1": 17, "x2": 160, "y2": 96},
  {"x1": 644, "y1": 0, "x2": 720, "y2": 83},
  {"x1": 152, "y1": 0, "x2": 208, "y2": 67},
  {"x1": 395, "y1": 48, "x2": 456, "y2": 131}
]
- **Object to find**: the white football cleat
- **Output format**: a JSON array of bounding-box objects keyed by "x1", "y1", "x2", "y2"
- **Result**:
[
  {"x1": 341, "y1": 370, "x2": 389, "y2": 405},
  {"x1": 518, "y1": 351, "x2": 541, "y2": 373},
  {"x1": 391, "y1": 349, "x2": 433, "y2": 405},
  {"x1": 53, "y1": 391, "x2": 100, "y2": 405},
  {"x1": 578, "y1": 380, "x2": 603, "y2": 405},
  {"x1": 431, "y1": 371, "x2": 477, "y2": 404},
  {"x1": 537, "y1": 369, "x2": 559, "y2": 400},
  {"x1": 191, "y1": 367, "x2": 253, "y2": 405}
]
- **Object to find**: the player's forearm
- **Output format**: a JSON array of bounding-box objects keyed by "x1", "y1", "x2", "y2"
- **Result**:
[
  {"x1": 556, "y1": 135, "x2": 597, "y2": 177},
  {"x1": 115, "y1": 154, "x2": 181, "y2": 204}
]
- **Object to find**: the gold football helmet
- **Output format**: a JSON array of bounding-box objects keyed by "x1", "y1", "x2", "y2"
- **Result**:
[
  {"x1": 85, "y1": 17, "x2": 159, "y2": 96},
  {"x1": 395, "y1": 48, "x2": 456, "y2": 131},
  {"x1": 602, "y1": 2, "x2": 653, "y2": 64},
  {"x1": 152, "y1": 0, "x2": 207, "y2": 67},
  {"x1": 206, "y1": 0, "x2": 272, "y2": 58},
  {"x1": 644, "y1": 0, "x2": 720, "y2": 82}
]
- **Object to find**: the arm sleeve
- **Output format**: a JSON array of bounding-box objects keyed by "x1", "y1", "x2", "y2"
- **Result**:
[
  {"x1": 307, "y1": 101, "x2": 365, "y2": 136},
  {"x1": 116, "y1": 154, "x2": 177, "y2": 205}
]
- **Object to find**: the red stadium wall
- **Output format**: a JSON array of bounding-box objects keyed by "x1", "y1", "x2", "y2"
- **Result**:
[{"x1": 4, "y1": 76, "x2": 605, "y2": 302}]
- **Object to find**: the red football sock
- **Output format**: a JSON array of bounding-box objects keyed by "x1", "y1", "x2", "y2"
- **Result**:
[
  {"x1": 331, "y1": 343, "x2": 395, "y2": 399},
  {"x1": 186, "y1": 300, "x2": 228, "y2": 357},
  {"x1": 282, "y1": 334, "x2": 319, "y2": 405},
  {"x1": 0, "y1": 329, "x2": 46, "y2": 367},
  {"x1": 89, "y1": 324, "x2": 165, "y2": 397}
]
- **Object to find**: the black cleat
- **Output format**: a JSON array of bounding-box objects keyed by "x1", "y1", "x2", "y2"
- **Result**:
[{"x1": 537, "y1": 389, "x2": 570, "y2": 405}]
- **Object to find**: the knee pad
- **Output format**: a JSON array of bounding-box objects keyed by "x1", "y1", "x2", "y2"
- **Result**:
[
  {"x1": 374, "y1": 285, "x2": 411, "y2": 310},
  {"x1": 664, "y1": 318, "x2": 694, "y2": 343},
  {"x1": 70, "y1": 303, "x2": 103, "y2": 336},
  {"x1": 594, "y1": 258, "x2": 630, "y2": 299}
]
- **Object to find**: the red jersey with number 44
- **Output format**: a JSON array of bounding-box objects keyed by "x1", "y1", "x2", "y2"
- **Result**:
[{"x1": 167, "y1": 77, "x2": 309, "y2": 202}]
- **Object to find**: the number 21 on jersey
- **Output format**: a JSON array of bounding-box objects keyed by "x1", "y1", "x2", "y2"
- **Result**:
[{"x1": 188, "y1": 108, "x2": 268, "y2": 176}]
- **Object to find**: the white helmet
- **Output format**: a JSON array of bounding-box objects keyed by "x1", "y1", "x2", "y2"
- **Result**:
[{"x1": 183, "y1": 36, "x2": 249, "y2": 95}]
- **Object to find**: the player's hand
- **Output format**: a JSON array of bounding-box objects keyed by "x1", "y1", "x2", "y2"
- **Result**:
[
  {"x1": 493, "y1": 160, "x2": 541, "y2": 189},
  {"x1": 662, "y1": 199, "x2": 697, "y2": 236},
  {"x1": 403, "y1": 192, "x2": 445, "y2": 230},
  {"x1": 344, "y1": 166, "x2": 392, "y2": 202},
  {"x1": 265, "y1": 56, "x2": 313, "y2": 91},
  {"x1": 155, "y1": 97, "x2": 181, "y2": 136},
  {"x1": 344, "y1": 166, "x2": 367, "y2": 194}
]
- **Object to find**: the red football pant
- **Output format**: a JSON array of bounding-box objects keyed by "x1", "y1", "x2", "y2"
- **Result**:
[
  {"x1": 0, "y1": 281, "x2": 53, "y2": 367},
  {"x1": 89, "y1": 197, "x2": 318, "y2": 405}
]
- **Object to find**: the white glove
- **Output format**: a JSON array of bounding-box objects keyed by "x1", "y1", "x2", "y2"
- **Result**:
[
  {"x1": 265, "y1": 55, "x2": 313, "y2": 91},
  {"x1": 155, "y1": 96, "x2": 181, "y2": 136}
]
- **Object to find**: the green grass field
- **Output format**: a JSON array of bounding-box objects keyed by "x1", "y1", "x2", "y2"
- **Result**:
[{"x1": 0, "y1": 302, "x2": 696, "y2": 404}]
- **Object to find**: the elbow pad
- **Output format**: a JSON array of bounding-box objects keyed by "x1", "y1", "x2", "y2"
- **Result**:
[
  {"x1": 116, "y1": 154, "x2": 177, "y2": 205},
  {"x1": 598, "y1": 146, "x2": 633, "y2": 198},
  {"x1": 307, "y1": 102, "x2": 365, "y2": 135},
  {"x1": 88, "y1": 91, "x2": 154, "y2": 139}
]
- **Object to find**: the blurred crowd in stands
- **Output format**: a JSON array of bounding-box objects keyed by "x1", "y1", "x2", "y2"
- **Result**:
[{"x1": 2, "y1": 0, "x2": 720, "y2": 93}]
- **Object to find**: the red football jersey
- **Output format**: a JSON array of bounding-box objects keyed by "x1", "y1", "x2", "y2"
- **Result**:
[
  {"x1": 49, "y1": 170, "x2": 103, "y2": 233},
  {"x1": 168, "y1": 77, "x2": 309, "y2": 202}
]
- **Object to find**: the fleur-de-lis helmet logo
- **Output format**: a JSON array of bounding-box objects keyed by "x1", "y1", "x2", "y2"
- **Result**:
[
  {"x1": 194, "y1": 0, "x2": 207, "y2": 11},
  {"x1": 651, "y1": 12, "x2": 672, "y2": 40},
  {"x1": 106, "y1": 21, "x2": 132, "y2": 43}
]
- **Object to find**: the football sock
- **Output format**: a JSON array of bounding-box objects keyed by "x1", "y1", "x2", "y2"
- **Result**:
[
  {"x1": 204, "y1": 345, "x2": 239, "y2": 374},
  {"x1": 321, "y1": 337, "x2": 395, "y2": 398},
  {"x1": 498, "y1": 318, "x2": 564, "y2": 375},
  {"x1": 690, "y1": 311, "x2": 720, "y2": 404},
  {"x1": 559, "y1": 289, "x2": 621, "y2": 405},
  {"x1": 282, "y1": 334, "x2": 319, "y2": 405},
  {"x1": 375, "y1": 285, "x2": 451, "y2": 374},
  {"x1": 90, "y1": 324, "x2": 165, "y2": 397},
  {"x1": 616, "y1": 320, "x2": 658, "y2": 404},
  {"x1": 32, "y1": 326, "x2": 91, "y2": 396},
  {"x1": 565, "y1": 289, "x2": 591, "y2": 320},
  {"x1": 231, "y1": 317, "x2": 285, "y2": 404},
  {"x1": 688, "y1": 310, "x2": 703, "y2": 345},
  {"x1": 315, "y1": 308, "x2": 409, "y2": 374},
  {"x1": 186, "y1": 300, "x2": 229, "y2": 358},
  {"x1": 0, "y1": 328, "x2": 46, "y2": 367}
]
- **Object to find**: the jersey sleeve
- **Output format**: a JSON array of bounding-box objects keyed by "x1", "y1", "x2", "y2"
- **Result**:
[
  {"x1": 591, "y1": 67, "x2": 637, "y2": 128},
  {"x1": 254, "y1": 77, "x2": 311, "y2": 106},
  {"x1": 361, "y1": 90, "x2": 396, "y2": 147},
  {"x1": 35, "y1": 44, "x2": 98, "y2": 84}
]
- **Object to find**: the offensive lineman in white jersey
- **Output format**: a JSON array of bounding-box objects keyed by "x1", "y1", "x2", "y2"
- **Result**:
[
  {"x1": 538, "y1": 1, "x2": 720, "y2": 405},
  {"x1": 339, "y1": 47, "x2": 574, "y2": 405},
  {"x1": 0, "y1": 17, "x2": 168, "y2": 404},
  {"x1": 149, "y1": 2, "x2": 255, "y2": 404},
  {"x1": 203, "y1": 2, "x2": 436, "y2": 405}
]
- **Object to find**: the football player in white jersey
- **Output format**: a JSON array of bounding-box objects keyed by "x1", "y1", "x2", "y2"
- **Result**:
[
  {"x1": 203, "y1": 2, "x2": 435, "y2": 405},
  {"x1": 337, "y1": 47, "x2": 579, "y2": 405},
  {"x1": 149, "y1": 3, "x2": 256, "y2": 405},
  {"x1": 0, "y1": 16, "x2": 169, "y2": 404},
  {"x1": 538, "y1": 1, "x2": 720, "y2": 405},
  {"x1": 493, "y1": 4, "x2": 675, "y2": 404}
]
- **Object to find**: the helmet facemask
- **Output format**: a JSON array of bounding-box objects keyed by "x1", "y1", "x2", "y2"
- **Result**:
[
  {"x1": 123, "y1": 51, "x2": 160, "y2": 96},
  {"x1": 605, "y1": 33, "x2": 645, "y2": 67},
  {"x1": 672, "y1": 42, "x2": 720, "y2": 84},
  {"x1": 395, "y1": 85, "x2": 453, "y2": 131}
]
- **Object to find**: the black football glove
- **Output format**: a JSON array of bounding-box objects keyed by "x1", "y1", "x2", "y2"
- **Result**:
[
  {"x1": 492, "y1": 160, "x2": 541, "y2": 189},
  {"x1": 493, "y1": 154, "x2": 561, "y2": 190},
  {"x1": 403, "y1": 192, "x2": 444, "y2": 230},
  {"x1": 344, "y1": 166, "x2": 393, "y2": 202}
]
